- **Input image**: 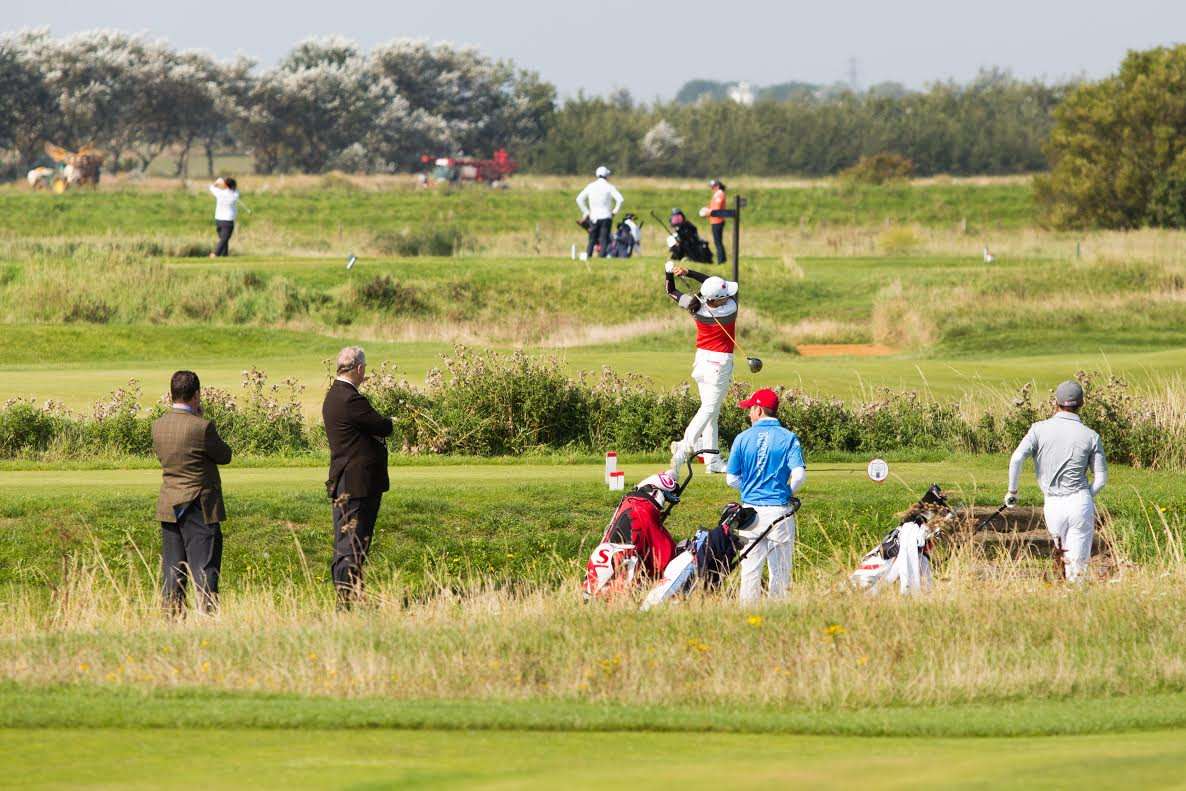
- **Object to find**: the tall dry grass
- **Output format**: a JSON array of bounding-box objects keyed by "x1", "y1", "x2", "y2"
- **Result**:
[{"x1": 3, "y1": 539, "x2": 1186, "y2": 709}]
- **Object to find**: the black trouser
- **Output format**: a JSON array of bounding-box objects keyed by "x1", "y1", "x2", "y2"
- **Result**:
[
  {"x1": 712, "y1": 222, "x2": 727, "y2": 264},
  {"x1": 214, "y1": 220, "x2": 235, "y2": 257},
  {"x1": 331, "y1": 493, "x2": 383, "y2": 605},
  {"x1": 587, "y1": 218, "x2": 612, "y2": 258},
  {"x1": 161, "y1": 509, "x2": 222, "y2": 614}
]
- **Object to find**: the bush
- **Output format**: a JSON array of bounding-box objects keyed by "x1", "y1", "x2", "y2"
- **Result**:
[
  {"x1": 1037, "y1": 45, "x2": 1186, "y2": 229},
  {"x1": 839, "y1": 153, "x2": 915, "y2": 186},
  {"x1": 354, "y1": 275, "x2": 429, "y2": 313},
  {"x1": 1, "y1": 356, "x2": 1180, "y2": 466},
  {"x1": 371, "y1": 227, "x2": 472, "y2": 257}
]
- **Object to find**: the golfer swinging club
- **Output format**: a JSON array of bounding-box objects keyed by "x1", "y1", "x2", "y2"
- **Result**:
[
  {"x1": 664, "y1": 261, "x2": 739, "y2": 473},
  {"x1": 1005, "y1": 380, "x2": 1108, "y2": 582}
]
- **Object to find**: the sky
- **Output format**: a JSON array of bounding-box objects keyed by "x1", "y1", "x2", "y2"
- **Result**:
[{"x1": 7, "y1": 0, "x2": 1185, "y2": 99}]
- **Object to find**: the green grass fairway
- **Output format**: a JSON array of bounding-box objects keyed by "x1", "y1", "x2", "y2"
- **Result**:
[
  {"x1": 1, "y1": 457, "x2": 1181, "y2": 588},
  {"x1": 2, "y1": 725, "x2": 1183, "y2": 788}
]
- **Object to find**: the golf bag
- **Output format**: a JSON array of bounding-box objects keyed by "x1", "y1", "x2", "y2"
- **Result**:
[
  {"x1": 668, "y1": 217, "x2": 713, "y2": 264},
  {"x1": 851, "y1": 485, "x2": 948, "y2": 593},
  {"x1": 583, "y1": 482, "x2": 679, "y2": 600},
  {"x1": 641, "y1": 502, "x2": 774, "y2": 610},
  {"x1": 607, "y1": 216, "x2": 639, "y2": 258}
]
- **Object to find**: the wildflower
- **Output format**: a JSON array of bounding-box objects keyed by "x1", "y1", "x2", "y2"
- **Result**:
[
  {"x1": 78, "y1": 663, "x2": 90, "y2": 672},
  {"x1": 824, "y1": 623, "x2": 846, "y2": 638},
  {"x1": 857, "y1": 655, "x2": 869, "y2": 666},
  {"x1": 747, "y1": 614, "x2": 764, "y2": 628},
  {"x1": 686, "y1": 638, "x2": 710, "y2": 654}
]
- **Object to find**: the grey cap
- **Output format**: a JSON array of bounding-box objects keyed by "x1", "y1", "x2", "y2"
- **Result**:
[{"x1": 1055, "y1": 380, "x2": 1085, "y2": 407}]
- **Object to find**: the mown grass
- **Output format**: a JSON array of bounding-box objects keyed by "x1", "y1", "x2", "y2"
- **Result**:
[
  {"x1": 0, "y1": 182, "x2": 1035, "y2": 239},
  {"x1": 5, "y1": 723, "x2": 1186, "y2": 788},
  {"x1": 1, "y1": 458, "x2": 1183, "y2": 589}
]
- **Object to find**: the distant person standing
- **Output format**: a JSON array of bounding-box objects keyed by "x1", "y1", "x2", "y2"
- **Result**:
[
  {"x1": 208, "y1": 177, "x2": 239, "y2": 258},
  {"x1": 322, "y1": 346, "x2": 394, "y2": 607},
  {"x1": 1005, "y1": 380, "x2": 1108, "y2": 582},
  {"x1": 152, "y1": 370, "x2": 234, "y2": 615},
  {"x1": 576, "y1": 165, "x2": 624, "y2": 258},
  {"x1": 699, "y1": 178, "x2": 728, "y2": 264}
]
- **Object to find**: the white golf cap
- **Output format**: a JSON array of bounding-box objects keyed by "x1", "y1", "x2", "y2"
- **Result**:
[
  {"x1": 700, "y1": 276, "x2": 738, "y2": 301},
  {"x1": 595, "y1": 165, "x2": 611, "y2": 178}
]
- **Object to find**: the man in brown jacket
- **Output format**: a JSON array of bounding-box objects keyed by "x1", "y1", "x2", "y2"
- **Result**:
[
  {"x1": 322, "y1": 346, "x2": 393, "y2": 606},
  {"x1": 152, "y1": 370, "x2": 233, "y2": 614}
]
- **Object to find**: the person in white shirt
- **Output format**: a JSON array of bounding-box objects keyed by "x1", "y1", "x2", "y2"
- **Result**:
[
  {"x1": 208, "y1": 177, "x2": 239, "y2": 258},
  {"x1": 576, "y1": 165, "x2": 624, "y2": 258},
  {"x1": 1005, "y1": 380, "x2": 1108, "y2": 582}
]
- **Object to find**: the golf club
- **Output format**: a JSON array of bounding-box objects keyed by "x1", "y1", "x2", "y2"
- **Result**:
[
  {"x1": 346, "y1": 253, "x2": 357, "y2": 270},
  {"x1": 973, "y1": 503, "x2": 1009, "y2": 532},
  {"x1": 678, "y1": 274, "x2": 763, "y2": 373},
  {"x1": 736, "y1": 497, "x2": 802, "y2": 563},
  {"x1": 661, "y1": 447, "x2": 719, "y2": 521}
]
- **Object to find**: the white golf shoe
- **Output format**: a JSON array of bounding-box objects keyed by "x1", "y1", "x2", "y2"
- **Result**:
[{"x1": 704, "y1": 460, "x2": 729, "y2": 475}]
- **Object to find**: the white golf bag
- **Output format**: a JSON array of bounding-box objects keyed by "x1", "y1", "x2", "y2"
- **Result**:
[
  {"x1": 850, "y1": 519, "x2": 936, "y2": 594},
  {"x1": 851, "y1": 484, "x2": 949, "y2": 594}
]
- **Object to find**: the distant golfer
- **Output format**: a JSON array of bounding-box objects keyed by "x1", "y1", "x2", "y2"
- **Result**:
[
  {"x1": 727, "y1": 388, "x2": 806, "y2": 602},
  {"x1": 152, "y1": 370, "x2": 233, "y2": 615},
  {"x1": 1005, "y1": 380, "x2": 1108, "y2": 582},
  {"x1": 322, "y1": 346, "x2": 394, "y2": 607},
  {"x1": 208, "y1": 177, "x2": 239, "y2": 258},
  {"x1": 664, "y1": 262, "x2": 738, "y2": 474},
  {"x1": 699, "y1": 179, "x2": 728, "y2": 264},
  {"x1": 576, "y1": 165, "x2": 623, "y2": 258}
]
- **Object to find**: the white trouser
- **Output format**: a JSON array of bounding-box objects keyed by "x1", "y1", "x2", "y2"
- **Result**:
[
  {"x1": 738, "y1": 505, "x2": 796, "y2": 603},
  {"x1": 672, "y1": 350, "x2": 733, "y2": 470},
  {"x1": 1043, "y1": 490, "x2": 1095, "y2": 582}
]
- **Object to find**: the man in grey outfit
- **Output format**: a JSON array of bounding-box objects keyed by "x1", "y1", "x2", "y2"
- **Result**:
[{"x1": 1006, "y1": 380, "x2": 1108, "y2": 582}]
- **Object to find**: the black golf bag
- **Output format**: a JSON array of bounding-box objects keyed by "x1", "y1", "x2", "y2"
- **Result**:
[
  {"x1": 607, "y1": 219, "x2": 637, "y2": 258},
  {"x1": 669, "y1": 218, "x2": 713, "y2": 264},
  {"x1": 692, "y1": 502, "x2": 756, "y2": 589}
]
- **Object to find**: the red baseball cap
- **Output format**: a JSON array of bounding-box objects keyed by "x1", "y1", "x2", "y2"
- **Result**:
[{"x1": 738, "y1": 388, "x2": 778, "y2": 410}]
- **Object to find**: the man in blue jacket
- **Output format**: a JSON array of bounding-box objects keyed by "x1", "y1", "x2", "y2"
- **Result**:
[{"x1": 726, "y1": 388, "x2": 807, "y2": 602}]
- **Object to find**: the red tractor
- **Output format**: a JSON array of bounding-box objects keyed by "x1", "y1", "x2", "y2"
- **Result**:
[{"x1": 419, "y1": 149, "x2": 517, "y2": 187}]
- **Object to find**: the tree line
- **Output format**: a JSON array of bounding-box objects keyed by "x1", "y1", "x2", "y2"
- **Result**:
[
  {"x1": 0, "y1": 30, "x2": 1086, "y2": 182},
  {"x1": 0, "y1": 30, "x2": 555, "y2": 176}
]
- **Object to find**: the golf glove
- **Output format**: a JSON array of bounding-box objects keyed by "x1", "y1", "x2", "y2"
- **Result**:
[
  {"x1": 667, "y1": 234, "x2": 678, "y2": 248},
  {"x1": 698, "y1": 207, "x2": 710, "y2": 217},
  {"x1": 665, "y1": 261, "x2": 674, "y2": 274},
  {"x1": 1003, "y1": 492, "x2": 1018, "y2": 508}
]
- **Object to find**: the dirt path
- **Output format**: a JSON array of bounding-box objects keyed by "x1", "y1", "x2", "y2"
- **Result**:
[{"x1": 796, "y1": 343, "x2": 896, "y2": 357}]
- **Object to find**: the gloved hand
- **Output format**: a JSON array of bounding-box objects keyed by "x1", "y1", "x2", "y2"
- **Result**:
[
  {"x1": 1003, "y1": 491, "x2": 1018, "y2": 508},
  {"x1": 698, "y1": 207, "x2": 710, "y2": 217},
  {"x1": 664, "y1": 261, "x2": 674, "y2": 273},
  {"x1": 666, "y1": 234, "x2": 678, "y2": 248}
]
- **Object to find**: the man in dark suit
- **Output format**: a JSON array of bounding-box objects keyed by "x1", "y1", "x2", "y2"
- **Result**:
[
  {"x1": 152, "y1": 370, "x2": 233, "y2": 614},
  {"x1": 322, "y1": 346, "x2": 394, "y2": 606}
]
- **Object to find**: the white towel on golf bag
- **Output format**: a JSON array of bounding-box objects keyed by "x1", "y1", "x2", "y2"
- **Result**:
[{"x1": 880, "y1": 521, "x2": 931, "y2": 594}]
